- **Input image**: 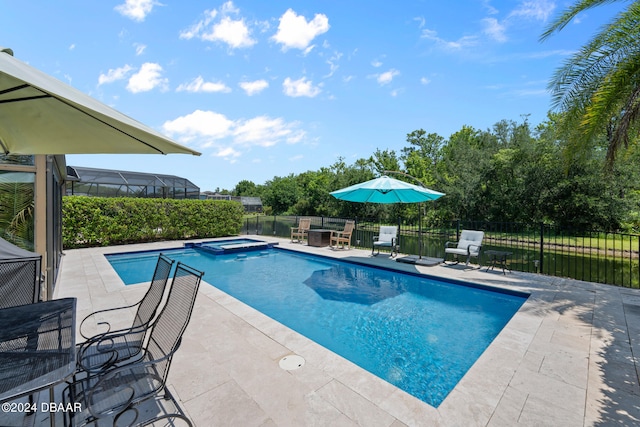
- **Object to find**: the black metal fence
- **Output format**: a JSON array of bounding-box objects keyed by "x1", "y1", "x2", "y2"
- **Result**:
[{"x1": 242, "y1": 216, "x2": 640, "y2": 288}]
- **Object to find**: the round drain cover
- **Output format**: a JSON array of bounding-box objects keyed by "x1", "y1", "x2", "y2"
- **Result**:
[{"x1": 279, "y1": 354, "x2": 305, "y2": 370}]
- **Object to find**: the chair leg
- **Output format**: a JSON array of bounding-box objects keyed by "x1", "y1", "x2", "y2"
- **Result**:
[{"x1": 444, "y1": 254, "x2": 459, "y2": 265}]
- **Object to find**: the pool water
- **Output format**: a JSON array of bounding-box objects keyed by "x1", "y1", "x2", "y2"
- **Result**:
[{"x1": 106, "y1": 247, "x2": 527, "y2": 407}]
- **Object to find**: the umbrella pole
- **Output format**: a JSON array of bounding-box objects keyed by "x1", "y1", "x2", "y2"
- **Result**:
[{"x1": 418, "y1": 202, "x2": 422, "y2": 259}]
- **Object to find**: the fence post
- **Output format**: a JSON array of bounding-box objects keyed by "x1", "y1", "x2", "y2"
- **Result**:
[
  {"x1": 273, "y1": 215, "x2": 277, "y2": 235},
  {"x1": 539, "y1": 222, "x2": 544, "y2": 274},
  {"x1": 255, "y1": 215, "x2": 259, "y2": 235},
  {"x1": 355, "y1": 216, "x2": 359, "y2": 247},
  {"x1": 456, "y1": 219, "x2": 460, "y2": 240}
]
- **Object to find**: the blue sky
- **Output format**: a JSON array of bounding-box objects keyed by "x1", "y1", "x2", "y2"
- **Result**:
[{"x1": 2, "y1": 1, "x2": 626, "y2": 192}]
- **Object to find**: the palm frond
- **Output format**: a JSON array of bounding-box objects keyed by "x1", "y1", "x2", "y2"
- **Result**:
[
  {"x1": 541, "y1": 0, "x2": 627, "y2": 41},
  {"x1": 546, "y1": 2, "x2": 640, "y2": 163}
]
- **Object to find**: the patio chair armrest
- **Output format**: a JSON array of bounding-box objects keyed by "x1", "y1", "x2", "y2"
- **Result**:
[
  {"x1": 444, "y1": 240, "x2": 457, "y2": 248},
  {"x1": 79, "y1": 303, "x2": 140, "y2": 340},
  {"x1": 77, "y1": 324, "x2": 149, "y2": 373},
  {"x1": 468, "y1": 243, "x2": 482, "y2": 252},
  {"x1": 80, "y1": 322, "x2": 148, "y2": 347}
]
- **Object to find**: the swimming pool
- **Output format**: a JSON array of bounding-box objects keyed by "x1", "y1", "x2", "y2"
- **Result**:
[{"x1": 106, "y1": 245, "x2": 527, "y2": 407}]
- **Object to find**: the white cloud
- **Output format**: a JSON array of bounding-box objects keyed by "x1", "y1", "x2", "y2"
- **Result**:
[
  {"x1": 482, "y1": 0, "x2": 499, "y2": 15},
  {"x1": 509, "y1": 0, "x2": 556, "y2": 21},
  {"x1": 234, "y1": 116, "x2": 300, "y2": 147},
  {"x1": 176, "y1": 76, "x2": 231, "y2": 93},
  {"x1": 420, "y1": 77, "x2": 431, "y2": 85},
  {"x1": 377, "y1": 69, "x2": 400, "y2": 85},
  {"x1": 69, "y1": 44, "x2": 75, "y2": 51},
  {"x1": 114, "y1": 0, "x2": 158, "y2": 22},
  {"x1": 133, "y1": 43, "x2": 146, "y2": 56},
  {"x1": 371, "y1": 59, "x2": 383, "y2": 68},
  {"x1": 272, "y1": 9, "x2": 330, "y2": 51},
  {"x1": 162, "y1": 110, "x2": 306, "y2": 159},
  {"x1": 203, "y1": 16, "x2": 256, "y2": 48},
  {"x1": 180, "y1": 2, "x2": 256, "y2": 49},
  {"x1": 215, "y1": 146, "x2": 242, "y2": 160},
  {"x1": 482, "y1": 17, "x2": 508, "y2": 42},
  {"x1": 180, "y1": 10, "x2": 218, "y2": 40},
  {"x1": 421, "y1": 28, "x2": 479, "y2": 50},
  {"x1": 126, "y1": 63, "x2": 168, "y2": 93},
  {"x1": 98, "y1": 65, "x2": 134, "y2": 86},
  {"x1": 220, "y1": 1, "x2": 239, "y2": 15},
  {"x1": 283, "y1": 77, "x2": 322, "y2": 97},
  {"x1": 239, "y1": 79, "x2": 269, "y2": 95},
  {"x1": 325, "y1": 52, "x2": 342, "y2": 77},
  {"x1": 162, "y1": 110, "x2": 234, "y2": 143}
]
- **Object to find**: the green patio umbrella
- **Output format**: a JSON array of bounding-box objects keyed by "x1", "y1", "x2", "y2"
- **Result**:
[
  {"x1": 0, "y1": 48, "x2": 200, "y2": 156},
  {"x1": 330, "y1": 174, "x2": 444, "y2": 262}
]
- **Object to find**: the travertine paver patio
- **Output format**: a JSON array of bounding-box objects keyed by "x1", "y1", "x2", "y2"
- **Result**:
[{"x1": 20, "y1": 235, "x2": 640, "y2": 426}]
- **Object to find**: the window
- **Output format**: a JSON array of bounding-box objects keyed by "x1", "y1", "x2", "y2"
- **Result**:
[{"x1": 0, "y1": 170, "x2": 35, "y2": 250}]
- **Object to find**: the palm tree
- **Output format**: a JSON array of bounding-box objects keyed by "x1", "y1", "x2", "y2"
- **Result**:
[{"x1": 541, "y1": 0, "x2": 640, "y2": 164}]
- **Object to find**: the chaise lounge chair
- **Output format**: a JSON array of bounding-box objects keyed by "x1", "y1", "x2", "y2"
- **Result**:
[
  {"x1": 372, "y1": 226, "x2": 399, "y2": 257},
  {"x1": 444, "y1": 230, "x2": 484, "y2": 265},
  {"x1": 330, "y1": 220, "x2": 355, "y2": 249}
]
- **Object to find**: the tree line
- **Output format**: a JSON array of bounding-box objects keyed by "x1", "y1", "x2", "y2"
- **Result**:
[{"x1": 224, "y1": 113, "x2": 640, "y2": 232}]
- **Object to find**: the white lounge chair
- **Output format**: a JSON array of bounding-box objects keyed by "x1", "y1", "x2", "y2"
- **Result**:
[
  {"x1": 444, "y1": 230, "x2": 484, "y2": 265},
  {"x1": 372, "y1": 226, "x2": 399, "y2": 257}
]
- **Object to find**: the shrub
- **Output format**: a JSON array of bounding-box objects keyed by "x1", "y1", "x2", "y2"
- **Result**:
[{"x1": 62, "y1": 196, "x2": 244, "y2": 248}]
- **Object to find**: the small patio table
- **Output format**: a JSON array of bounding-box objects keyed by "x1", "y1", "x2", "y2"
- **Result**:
[
  {"x1": 484, "y1": 250, "x2": 512, "y2": 274},
  {"x1": 0, "y1": 298, "x2": 77, "y2": 426}
]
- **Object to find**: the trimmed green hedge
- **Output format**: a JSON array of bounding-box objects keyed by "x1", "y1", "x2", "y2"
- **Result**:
[{"x1": 62, "y1": 196, "x2": 245, "y2": 248}]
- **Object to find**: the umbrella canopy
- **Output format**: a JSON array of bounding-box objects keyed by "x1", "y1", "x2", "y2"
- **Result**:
[
  {"x1": 0, "y1": 48, "x2": 200, "y2": 156},
  {"x1": 330, "y1": 175, "x2": 444, "y2": 204}
]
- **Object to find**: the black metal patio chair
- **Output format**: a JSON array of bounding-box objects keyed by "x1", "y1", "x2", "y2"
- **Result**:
[
  {"x1": 64, "y1": 262, "x2": 204, "y2": 427},
  {"x1": 0, "y1": 236, "x2": 42, "y2": 309},
  {"x1": 77, "y1": 254, "x2": 174, "y2": 374}
]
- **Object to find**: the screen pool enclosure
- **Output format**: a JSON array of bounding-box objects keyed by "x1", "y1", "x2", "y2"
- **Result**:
[{"x1": 66, "y1": 165, "x2": 200, "y2": 199}]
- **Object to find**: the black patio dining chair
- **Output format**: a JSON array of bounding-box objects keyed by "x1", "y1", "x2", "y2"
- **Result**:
[
  {"x1": 64, "y1": 261, "x2": 204, "y2": 427},
  {"x1": 77, "y1": 254, "x2": 174, "y2": 374},
  {"x1": 0, "y1": 236, "x2": 42, "y2": 309}
]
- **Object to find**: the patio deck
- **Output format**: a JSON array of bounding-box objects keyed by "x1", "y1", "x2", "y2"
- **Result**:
[{"x1": 13, "y1": 235, "x2": 640, "y2": 426}]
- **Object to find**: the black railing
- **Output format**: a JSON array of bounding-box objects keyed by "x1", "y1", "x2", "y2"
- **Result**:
[{"x1": 242, "y1": 216, "x2": 640, "y2": 288}]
